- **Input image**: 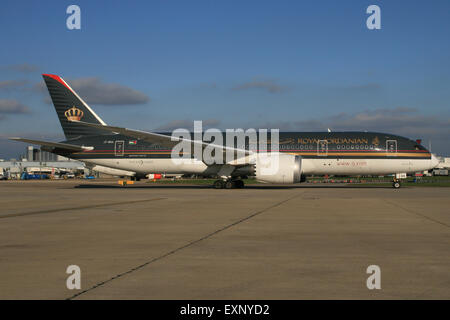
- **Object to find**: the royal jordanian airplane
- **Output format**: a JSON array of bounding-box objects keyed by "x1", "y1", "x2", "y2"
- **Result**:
[{"x1": 11, "y1": 74, "x2": 439, "y2": 189}]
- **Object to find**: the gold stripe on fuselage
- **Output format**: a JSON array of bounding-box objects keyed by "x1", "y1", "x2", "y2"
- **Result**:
[{"x1": 290, "y1": 152, "x2": 431, "y2": 157}]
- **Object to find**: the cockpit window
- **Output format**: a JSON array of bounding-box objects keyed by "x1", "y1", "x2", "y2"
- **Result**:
[{"x1": 414, "y1": 144, "x2": 426, "y2": 151}]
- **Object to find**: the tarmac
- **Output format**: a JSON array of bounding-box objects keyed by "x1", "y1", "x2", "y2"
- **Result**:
[{"x1": 0, "y1": 179, "x2": 449, "y2": 299}]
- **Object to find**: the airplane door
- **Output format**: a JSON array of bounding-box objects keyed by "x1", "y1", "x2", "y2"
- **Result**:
[
  {"x1": 115, "y1": 140, "x2": 125, "y2": 156},
  {"x1": 317, "y1": 140, "x2": 328, "y2": 156},
  {"x1": 386, "y1": 140, "x2": 397, "y2": 154}
]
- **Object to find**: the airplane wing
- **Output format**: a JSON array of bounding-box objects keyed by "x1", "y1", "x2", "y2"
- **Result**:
[
  {"x1": 9, "y1": 137, "x2": 91, "y2": 152},
  {"x1": 72, "y1": 120, "x2": 253, "y2": 158}
]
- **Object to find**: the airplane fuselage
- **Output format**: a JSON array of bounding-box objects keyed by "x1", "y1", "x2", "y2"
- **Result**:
[{"x1": 48, "y1": 131, "x2": 438, "y2": 178}]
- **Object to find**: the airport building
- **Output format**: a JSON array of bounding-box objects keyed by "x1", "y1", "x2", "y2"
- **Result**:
[
  {"x1": 26, "y1": 146, "x2": 69, "y2": 162},
  {"x1": 0, "y1": 146, "x2": 85, "y2": 179}
]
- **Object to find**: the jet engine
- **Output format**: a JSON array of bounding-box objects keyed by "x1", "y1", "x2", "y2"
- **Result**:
[{"x1": 253, "y1": 153, "x2": 302, "y2": 184}]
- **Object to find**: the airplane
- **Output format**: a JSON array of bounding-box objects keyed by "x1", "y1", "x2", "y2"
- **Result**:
[{"x1": 11, "y1": 74, "x2": 439, "y2": 189}]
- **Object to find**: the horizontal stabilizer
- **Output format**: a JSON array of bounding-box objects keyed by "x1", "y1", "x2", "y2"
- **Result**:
[{"x1": 9, "y1": 137, "x2": 91, "y2": 152}]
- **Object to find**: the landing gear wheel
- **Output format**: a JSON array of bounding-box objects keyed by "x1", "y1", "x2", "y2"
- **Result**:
[
  {"x1": 234, "y1": 180, "x2": 244, "y2": 188},
  {"x1": 393, "y1": 181, "x2": 401, "y2": 189},
  {"x1": 213, "y1": 180, "x2": 224, "y2": 189},
  {"x1": 225, "y1": 181, "x2": 234, "y2": 189}
]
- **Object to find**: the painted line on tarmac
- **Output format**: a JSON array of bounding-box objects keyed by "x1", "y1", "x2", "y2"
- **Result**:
[
  {"x1": 0, "y1": 198, "x2": 166, "y2": 219},
  {"x1": 384, "y1": 200, "x2": 450, "y2": 229},
  {"x1": 67, "y1": 191, "x2": 303, "y2": 300}
]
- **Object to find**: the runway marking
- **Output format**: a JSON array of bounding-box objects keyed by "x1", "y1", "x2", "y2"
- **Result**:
[
  {"x1": 0, "y1": 198, "x2": 166, "y2": 219},
  {"x1": 384, "y1": 200, "x2": 450, "y2": 229},
  {"x1": 67, "y1": 191, "x2": 303, "y2": 300}
]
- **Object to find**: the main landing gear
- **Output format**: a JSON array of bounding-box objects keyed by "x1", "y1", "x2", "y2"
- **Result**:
[{"x1": 213, "y1": 179, "x2": 245, "y2": 189}]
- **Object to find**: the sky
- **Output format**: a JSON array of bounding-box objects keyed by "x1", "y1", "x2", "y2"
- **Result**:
[{"x1": 0, "y1": 0, "x2": 449, "y2": 158}]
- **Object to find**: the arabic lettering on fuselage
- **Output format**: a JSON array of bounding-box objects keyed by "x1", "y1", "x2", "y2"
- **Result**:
[{"x1": 296, "y1": 138, "x2": 370, "y2": 144}]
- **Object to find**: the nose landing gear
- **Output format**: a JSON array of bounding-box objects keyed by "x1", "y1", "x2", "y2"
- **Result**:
[
  {"x1": 392, "y1": 179, "x2": 401, "y2": 189},
  {"x1": 392, "y1": 173, "x2": 407, "y2": 188}
]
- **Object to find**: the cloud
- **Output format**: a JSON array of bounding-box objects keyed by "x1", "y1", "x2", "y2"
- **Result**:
[
  {"x1": 35, "y1": 77, "x2": 150, "y2": 105},
  {"x1": 255, "y1": 107, "x2": 448, "y2": 134},
  {"x1": 68, "y1": 78, "x2": 150, "y2": 105},
  {"x1": 154, "y1": 119, "x2": 221, "y2": 131},
  {"x1": 6, "y1": 63, "x2": 39, "y2": 73},
  {"x1": 0, "y1": 99, "x2": 30, "y2": 114},
  {"x1": 232, "y1": 79, "x2": 288, "y2": 94},
  {"x1": 0, "y1": 80, "x2": 28, "y2": 91},
  {"x1": 325, "y1": 108, "x2": 449, "y2": 136}
]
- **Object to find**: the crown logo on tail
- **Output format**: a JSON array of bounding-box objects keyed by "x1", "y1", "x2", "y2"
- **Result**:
[{"x1": 64, "y1": 106, "x2": 84, "y2": 121}]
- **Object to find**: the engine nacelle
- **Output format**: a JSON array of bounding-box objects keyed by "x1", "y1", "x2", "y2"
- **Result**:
[
  {"x1": 90, "y1": 165, "x2": 135, "y2": 177},
  {"x1": 254, "y1": 153, "x2": 302, "y2": 184}
]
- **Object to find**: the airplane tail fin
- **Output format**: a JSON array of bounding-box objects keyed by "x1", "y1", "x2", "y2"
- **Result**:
[{"x1": 42, "y1": 74, "x2": 108, "y2": 140}]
